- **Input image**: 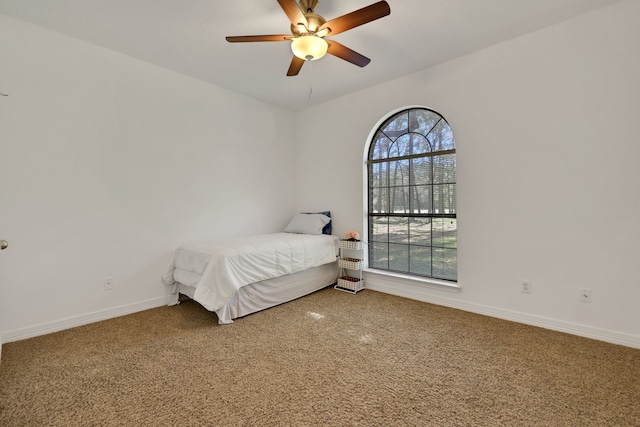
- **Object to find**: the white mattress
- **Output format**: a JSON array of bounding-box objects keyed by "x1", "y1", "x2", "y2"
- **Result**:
[{"x1": 163, "y1": 232, "x2": 339, "y2": 313}]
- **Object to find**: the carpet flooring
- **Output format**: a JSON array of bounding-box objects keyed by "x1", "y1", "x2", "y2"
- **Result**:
[{"x1": 1, "y1": 287, "x2": 639, "y2": 426}]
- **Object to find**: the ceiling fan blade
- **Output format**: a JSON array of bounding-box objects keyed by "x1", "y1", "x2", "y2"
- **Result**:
[
  {"x1": 287, "y1": 56, "x2": 305, "y2": 76},
  {"x1": 277, "y1": 0, "x2": 309, "y2": 29},
  {"x1": 318, "y1": 1, "x2": 390, "y2": 36},
  {"x1": 327, "y1": 40, "x2": 371, "y2": 67},
  {"x1": 226, "y1": 35, "x2": 292, "y2": 43}
]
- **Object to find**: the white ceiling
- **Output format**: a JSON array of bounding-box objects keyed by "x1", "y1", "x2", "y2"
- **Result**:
[{"x1": 0, "y1": 0, "x2": 622, "y2": 110}]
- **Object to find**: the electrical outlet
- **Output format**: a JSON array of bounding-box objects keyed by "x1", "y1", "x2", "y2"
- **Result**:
[
  {"x1": 579, "y1": 288, "x2": 591, "y2": 303},
  {"x1": 104, "y1": 277, "x2": 114, "y2": 291},
  {"x1": 521, "y1": 281, "x2": 531, "y2": 294}
]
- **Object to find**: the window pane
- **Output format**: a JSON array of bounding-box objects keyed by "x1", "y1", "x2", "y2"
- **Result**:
[
  {"x1": 409, "y1": 217, "x2": 432, "y2": 245},
  {"x1": 410, "y1": 185, "x2": 432, "y2": 214},
  {"x1": 389, "y1": 243, "x2": 409, "y2": 272},
  {"x1": 427, "y1": 120, "x2": 455, "y2": 151},
  {"x1": 371, "y1": 216, "x2": 389, "y2": 242},
  {"x1": 409, "y1": 109, "x2": 441, "y2": 137},
  {"x1": 409, "y1": 246, "x2": 432, "y2": 276},
  {"x1": 433, "y1": 154, "x2": 456, "y2": 184},
  {"x1": 369, "y1": 163, "x2": 387, "y2": 188},
  {"x1": 409, "y1": 134, "x2": 431, "y2": 155},
  {"x1": 390, "y1": 135, "x2": 412, "y2": 157},
  {"x1": 371, "y1": 133, "x2": 392, "y2": 160},
  {"x1": 411, "y1": 157, "x2": 432, "y2": 185},
  {"x1": 433, "y1": 184, "x2": 456, "y2": 214},
  {"x1": 390, "y1": 186, "x2": 410, "y2": 214},
  {"x1": 432, "y1": 218, "x2": 457, "y2": 249},
  {"x1": 447, "y1": 185, "x2": 457, "y2": 213},
  {"x1": 433, "y1": 248, "x2": 457, "y2": 281},
  {"x1": 370, "y1": 187, "x2": 389, "y2": 213},
  {"x1": 388, "y1": 216, "x2": 409, "y2": 243},
  {"x1": 382, "y1": 113, "x2": 408, "y2": 140},
  {"x1": 389, "y1": 159, "x2": 410, "y2": 187},
  {"x1": 370, "y1": 242, "x2": 389, "y2": 270}
]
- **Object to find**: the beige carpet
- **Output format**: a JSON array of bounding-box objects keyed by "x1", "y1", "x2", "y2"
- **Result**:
[{"x1": 1, "y1": 287, "x2": 639, "y2": 426}]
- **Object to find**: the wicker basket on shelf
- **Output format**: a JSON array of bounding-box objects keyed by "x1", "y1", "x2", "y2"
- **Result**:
[
  {"x1": 338, "y1": 257, "x2": 364, "y2": 270},
  {"x1": 339, "y1": 239, "x2": 363, "y2": 250},
  {"x1": 337, "y1": 276, "x2": 365, "y2": 292}
]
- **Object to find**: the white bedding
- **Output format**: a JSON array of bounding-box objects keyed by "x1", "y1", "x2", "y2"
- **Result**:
[
  {"x1": 171, "y1": 262, "x2": 338, "y2": 324},
  {"x1": 162, "y1": 233, "x2": 339, "y2": 312}
]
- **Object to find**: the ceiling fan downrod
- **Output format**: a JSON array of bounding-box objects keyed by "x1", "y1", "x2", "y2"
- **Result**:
[{"x1": 299, "y1": 0, "x2": 319, "y2": 13}]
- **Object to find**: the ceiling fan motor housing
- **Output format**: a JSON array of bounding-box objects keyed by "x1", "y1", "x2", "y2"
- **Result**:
[{"x1": 291, "y1": 12, "x2": 326, "y2": 36}]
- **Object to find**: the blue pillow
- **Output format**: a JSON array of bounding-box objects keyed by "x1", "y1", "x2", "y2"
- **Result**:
[{"x1": 303, "y1": 211, "x2": 332, "y2": 235}]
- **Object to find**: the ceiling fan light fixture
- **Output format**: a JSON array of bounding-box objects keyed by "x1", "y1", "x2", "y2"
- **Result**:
[{"x1": 291, "y1": 35, "x2": 328, "y2": 61}]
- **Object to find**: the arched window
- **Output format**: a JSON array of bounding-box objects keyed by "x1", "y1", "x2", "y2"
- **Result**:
[{"x1": 367, "y1": 107, "x2": 457, "y2": 281}]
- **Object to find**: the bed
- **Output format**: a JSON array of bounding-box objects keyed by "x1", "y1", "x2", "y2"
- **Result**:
[{"x1": 162, "y1": 213, "x2": 339, "y2": 324}]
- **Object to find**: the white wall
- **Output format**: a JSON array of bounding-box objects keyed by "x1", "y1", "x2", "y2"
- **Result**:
[
  {"x1": 0, "y1": 14, "x2": 296, "y2": 340},
  {"x1": 295, "y1": 0, "x2": 640, "y2": 347}
]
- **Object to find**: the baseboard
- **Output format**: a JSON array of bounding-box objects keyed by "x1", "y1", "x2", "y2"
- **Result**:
[
  {"x1": 2, "y1": 296, "x2": 172, "y2": 344},
  {"x1": 4, "y1": 284, "x2": 638, "y2": 350},
  {"x1": 365, "y1": 275, "x2": 640, "y2": 349}
]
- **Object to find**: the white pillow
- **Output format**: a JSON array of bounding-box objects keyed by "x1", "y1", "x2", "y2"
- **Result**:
[{"x1": 284, "y1": 213, "x2": 331, "y2": 235}]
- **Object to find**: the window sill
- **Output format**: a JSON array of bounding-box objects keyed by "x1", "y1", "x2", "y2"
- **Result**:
[{"x1": 363, "y1": 268, "x2": 462, "y2": 294}]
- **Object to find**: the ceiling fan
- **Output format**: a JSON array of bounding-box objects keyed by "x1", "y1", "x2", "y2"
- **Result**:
[{"x1": 226, "y1": 0, "x2": 391, "y2": 76}]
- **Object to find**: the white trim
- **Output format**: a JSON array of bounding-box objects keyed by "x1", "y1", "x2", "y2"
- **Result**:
[
  {"x1": 1, "y1": 296, "x2": 172, "y2": 344},
  {"x1": 361, "y1": 104, "x2": 459, "y2": 283},
  {"x1": 365, "y1": 274, "x2": 640, "y2": 349},
  {"x1": 364, "y1": 268, "x2": 461, "y2": 293}
]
